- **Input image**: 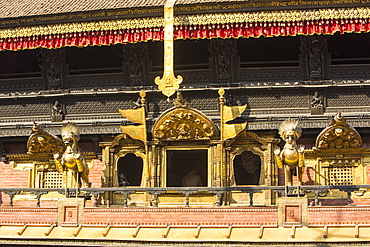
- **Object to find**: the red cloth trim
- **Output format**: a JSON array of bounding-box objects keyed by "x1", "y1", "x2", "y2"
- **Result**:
[{"x1": 1, "y1": 19, "x2": 369, "y2": 51}]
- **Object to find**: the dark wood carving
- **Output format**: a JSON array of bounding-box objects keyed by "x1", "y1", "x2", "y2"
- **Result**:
[
  {"x1": 238, "y1": 67, "x2": 301, "y2": 82},
  {"x1": 51, "y1": 100, "x2": 64, "y2": 122},
  {"x1": 39, "y1": 49, "x2": 66, "y2": 90},
  {"x1": 310, "y1": 91, "x2": 324, "y2": 115},
  {"x1": 209, "y1": 39, "x2": 238, "y2": 84},
  {"x1": 300, "y1": 35, "x2": 329, "y2": 82},
  {"x1": 121, "y1": 43, "x2": 150, "y2": 86}
]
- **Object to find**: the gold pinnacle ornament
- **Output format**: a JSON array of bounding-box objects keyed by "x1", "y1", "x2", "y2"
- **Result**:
[{"x1": 154, "y1": 0, "x2": 183, "y2": 98}]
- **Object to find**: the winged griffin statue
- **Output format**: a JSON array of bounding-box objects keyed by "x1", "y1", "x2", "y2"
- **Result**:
[{"x1": 27, "y1": 122, "x2": 90, "y2": 188}]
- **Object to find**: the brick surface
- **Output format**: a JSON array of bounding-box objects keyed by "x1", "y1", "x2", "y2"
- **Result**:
[
  {"x1": 0, "y1": 207, "x2": 57, "y2": 225},
  {"x1": 308, "y1": 206, "x2": 370, "y2": 226},
  {"x1": 89, "y1": 159, "x2": 104, "y2": 188},
  {"x1": 83, "y1": 207, "x2": 278, "y2": 226},
  {"x1": 0, "y1": 162, "x2": 28, "y2": 188}
]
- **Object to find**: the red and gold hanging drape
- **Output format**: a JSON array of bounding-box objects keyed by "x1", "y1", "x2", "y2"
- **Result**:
[{"x1": 1, "y1": 7, "x2": 370, "y2": 51}]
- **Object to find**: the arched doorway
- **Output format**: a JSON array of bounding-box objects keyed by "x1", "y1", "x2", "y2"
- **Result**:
[
  {"x1": 233, "y1": 151, "x2": 261, "y2": 185},
  {"x1": 117, "y1": 153, "x2": 143, "y2": 186}
]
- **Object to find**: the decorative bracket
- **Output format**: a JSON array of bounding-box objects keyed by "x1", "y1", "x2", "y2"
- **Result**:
[{"x1": 154, "y1": 0, "x2": 183, "y2": 98}]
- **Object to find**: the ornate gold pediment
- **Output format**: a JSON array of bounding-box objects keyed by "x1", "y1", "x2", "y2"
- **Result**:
[
  {"x1": 110, "y1": 133, "x2": 145, "y2": 149},
  {"x1": 152, "y1": 107, "x2": 219, "y2": 141},
  {"x1": 315, "y1": 113, "x2": 362, "y2": 149},
  {"x1": 27, "y1": 123, "x2": 65, "y2": 157},
  {"x1": 232, "y1": 131, "x2": 267, "y2": 146}
]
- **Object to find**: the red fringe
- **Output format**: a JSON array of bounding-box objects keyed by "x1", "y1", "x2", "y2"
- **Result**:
[{"x1": 1, "y1": 19, "x2": 369, "y2": 51}]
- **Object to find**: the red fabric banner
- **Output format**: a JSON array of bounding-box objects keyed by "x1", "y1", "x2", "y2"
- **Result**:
[{"x1": 1, "y1": 19, "x2": 369, "y2": 51}]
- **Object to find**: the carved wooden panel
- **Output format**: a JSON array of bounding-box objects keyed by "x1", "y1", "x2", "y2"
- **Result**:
[
  {"x1": 209, "y1": 39, "x2": 238, "y2": 84},
  {"x1": 237, "y1": 92, "x2": 308, "y2": 109},
  {"x1": 152, "y1": 107, "x2": 219, "y2": 140},
  {"x1": 39, "y1": 49, "x2": 66, "y2": 90},
  {"x1": 327, "y1": 91, "x2": 370, "y2": 107},
  {"x1": 121, "y1": 43, "x2": 149, "y2": 86},
  {"x1": 65, "y1": 98, "x2": 132, "y2": 114},
  {"x1": 66, "y1": 73, "x2": 124, "y2": 89},
  {"x1": 238, "y1": 67, "x2": 301, "y2": 82},
  {"x1": 0, "y1": 101, "x2": 49, "y2": 117},
  {"x1": 330, "y1": 65, "x2": 370, "y2": 80},
  {"x1": 300, "y1": 35, "x2": 329, "y2": 81},
  {"x1": 0, "y1": 78, "x2": 43, "y2": 92}
]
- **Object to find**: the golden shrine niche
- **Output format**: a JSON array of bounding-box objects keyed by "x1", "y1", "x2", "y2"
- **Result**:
[
  {"x1": 227, "y1": 131, "x2": 271, "y2": 206},
  {"x1": 97, "y1": 90, "x2": 268, "y2": 206},
  {"x1": 306, "y1": 113, "x2": 367, "y2": 187}
]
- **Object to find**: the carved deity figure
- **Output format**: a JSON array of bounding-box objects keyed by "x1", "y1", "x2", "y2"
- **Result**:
[
  {"x1": 38, "y1": 49, "x2": 64, "y2": 90},
  {"x1": 54, "y1": 123, "x2": 90, "y2": 188},
  {"x1": 274, "y1": 119, "x2": 305, "y2": 186},
  {"x1": 311, "y1": 91, "x2": 323, "y2": 108},
  {"x1": 52, "y1": 100, "x2": 63, "y2": 115}
]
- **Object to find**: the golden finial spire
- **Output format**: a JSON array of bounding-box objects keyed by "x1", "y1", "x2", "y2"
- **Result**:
[{"x1": 154, "y1": 0, "x2": 183, "y2": 98}]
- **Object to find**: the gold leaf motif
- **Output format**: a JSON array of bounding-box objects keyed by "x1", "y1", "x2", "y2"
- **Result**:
[
  {"x1": 316, "y1": 113, "x2": 363, "y2": 149},
  {"x1": 152, "y1": 107, "x2": 218, "y2": 140}
]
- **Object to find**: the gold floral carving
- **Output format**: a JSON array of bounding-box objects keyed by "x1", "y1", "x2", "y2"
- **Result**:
[
  {"x1": 27, "y1": 123, "x2": 65, "y2": 156},
  {"x1": 152, "y1": 107, "x2": 218, "y2": 141},
  {"x1": 315, "y1": 113, "x2": 362, "y2": 149},
  {"x1": 1, "y1": 7, "x2": 370, "y2": 39}
]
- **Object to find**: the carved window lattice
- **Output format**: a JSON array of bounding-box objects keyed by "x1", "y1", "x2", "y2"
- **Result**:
[
  {"x1": 237, "y1": 93, "x2": 307, "y2": 108},
  {"x1": 324, "y1": 166, "x2": 354, "y2": 185},
  {"x1": 187, "y1": 96, "x2": 218, "y2": 110},
  {"x1": 326, "y1": 92, "x2": 370, "y2": 107},
  {"x1": 43, "y1": 171, "x2": 63, "y2": 188},
  {"x1": 0, "y1": 102, "x2": 49, "y2": 117},
  {"x1": 66, "y1": 99, "x2": 132, "y2": 114}
]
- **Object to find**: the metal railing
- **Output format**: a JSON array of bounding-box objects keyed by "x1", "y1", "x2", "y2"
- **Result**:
[{"x1": 0, "y1": 185, "x2": 369, "y2": 208}]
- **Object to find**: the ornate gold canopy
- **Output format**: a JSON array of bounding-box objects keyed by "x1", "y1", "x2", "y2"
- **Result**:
[
  {"x1": 27, "y1": 123, "x2": 65, "y2": 156},
  {"x1": 315, "y1": 113, "x2": 362, "y2": 149},
  {"x1": 152, "y1": 106, "x2": 219, "y2": 141}
]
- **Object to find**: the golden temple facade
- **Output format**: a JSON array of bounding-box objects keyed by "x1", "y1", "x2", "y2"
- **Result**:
[{"x1": 0, "y1": 0, "x2": 370, "y2": 246}]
